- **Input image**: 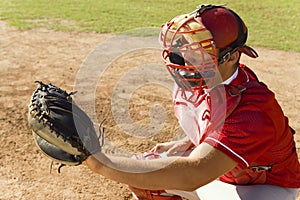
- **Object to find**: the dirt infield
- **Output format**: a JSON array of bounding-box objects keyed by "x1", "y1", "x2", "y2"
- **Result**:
[{"x1": 0, "y1": 21, "x2": 299, "y2": 199}]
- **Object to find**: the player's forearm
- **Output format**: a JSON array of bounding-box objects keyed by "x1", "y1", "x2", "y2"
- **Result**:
[
  {"x1": 85, "y1": 153, "x2": 180, "y2": 189},
  {"x1": 85, "y1": 152, "x2": 212, "y2": 191}
]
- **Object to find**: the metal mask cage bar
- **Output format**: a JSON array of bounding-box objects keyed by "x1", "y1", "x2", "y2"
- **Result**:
[{"x1": 159, "y1": 5, "x2": 219, "y2": 92}]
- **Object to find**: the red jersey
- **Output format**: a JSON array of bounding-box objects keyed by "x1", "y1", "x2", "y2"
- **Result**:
[{"x1": 173, "y1": 64, "x2": 300, "y2": 188}]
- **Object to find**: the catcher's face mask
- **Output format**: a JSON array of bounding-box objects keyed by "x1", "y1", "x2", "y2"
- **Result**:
[{"x1": 159, "y1": 7, "x2": 218, "y2": 93}]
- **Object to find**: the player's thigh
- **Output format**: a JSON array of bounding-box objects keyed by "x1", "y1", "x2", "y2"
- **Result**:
[
  {"x1": 167, "y1": 180, "x2": 299, "y2": 200},
  {"x1": 196, "y1": 180, "x2": 299, "y2": 200}
]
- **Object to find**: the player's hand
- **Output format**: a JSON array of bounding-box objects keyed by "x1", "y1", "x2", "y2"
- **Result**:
[{"x1": 150, "y1": 136, "x2": 193, "y2": 156}]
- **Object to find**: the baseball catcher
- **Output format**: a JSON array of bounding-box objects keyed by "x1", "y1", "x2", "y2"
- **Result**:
[
  {"x1": 26, "y1": 3, "x2": 300, "y2": 199},
  {"x1": 81, "y1": 4, "x2": 299, "y2": 200},
  {"x1": 28, "y1": 81, "x2": 104, "y2": 171}
]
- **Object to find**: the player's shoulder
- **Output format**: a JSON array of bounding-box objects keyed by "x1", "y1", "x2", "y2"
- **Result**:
[{"x1": 233, "y1": 65, "x2": 275, "y2": 102}]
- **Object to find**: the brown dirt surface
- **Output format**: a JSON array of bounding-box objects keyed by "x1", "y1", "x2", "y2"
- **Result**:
[{"x1": 0, "y1": 21, "x2": 299, "y2": 199}]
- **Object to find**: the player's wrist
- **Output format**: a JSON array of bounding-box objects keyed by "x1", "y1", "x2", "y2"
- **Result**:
[
  {"x1": 86, "y1": 152, "x2": 113, "y2": 175},
  {"x1": 84, "y1": 154, "x2": 104, "y2": 173}
]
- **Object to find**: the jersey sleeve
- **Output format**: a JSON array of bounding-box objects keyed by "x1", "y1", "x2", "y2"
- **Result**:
[{"x1": 204, "y1": 106, "x2": 276, "y2": 167}]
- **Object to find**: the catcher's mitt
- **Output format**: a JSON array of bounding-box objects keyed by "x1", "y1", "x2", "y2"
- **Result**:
[{"x1": 28, "y1": 81, "x2": 104, "y2": 169}]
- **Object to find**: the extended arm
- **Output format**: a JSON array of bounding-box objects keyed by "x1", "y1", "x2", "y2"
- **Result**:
[{"x1": 84, "y1": 143, "x2": 237, "y2": 191}]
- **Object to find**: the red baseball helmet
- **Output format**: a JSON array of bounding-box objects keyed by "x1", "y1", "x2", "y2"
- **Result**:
[
  {"x1": 199, "y1": 5, "x2": 258, "y2": 62},
  {"x1": 159, "y1": 4, "x2": 258, "y2": 93}
]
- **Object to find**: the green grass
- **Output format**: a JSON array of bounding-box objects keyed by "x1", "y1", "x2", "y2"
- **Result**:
[{"x1": 0, "y1": 0, "x2": 299, "y2": 52}]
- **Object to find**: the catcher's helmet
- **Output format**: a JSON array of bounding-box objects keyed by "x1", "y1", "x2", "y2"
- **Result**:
[
  {"x1": 199, "y1": 5, "x2": 258, "y2": 63},
  {"x1": 159, "y1": 4, "x2": 258, "y2": 93}
]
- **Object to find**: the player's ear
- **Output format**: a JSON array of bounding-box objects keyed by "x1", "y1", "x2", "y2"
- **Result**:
[{"x1": 226, "y1": 51, "x2": 240, "y2": 65}]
